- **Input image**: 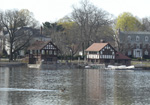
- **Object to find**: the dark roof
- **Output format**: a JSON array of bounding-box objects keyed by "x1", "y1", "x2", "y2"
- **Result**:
[
  {"x1": 28, "y1": 40, "x2": 50, "y2": 50},
  {"x1": 3, "y1": 27, "x2": 49, "y2": 38},
  {"x1": 115, "y1": 52, "x2": 131, "y2": 60},
  {"x1": 85, "y1": 43, "x2": 108, "y2": 51},
  {"x1": 120, "y1": 31, "x2": 150, "y2": 35}
]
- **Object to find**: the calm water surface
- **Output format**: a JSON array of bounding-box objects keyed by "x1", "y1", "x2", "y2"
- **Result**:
[{"x1": 0, "y1": 66, "x2": 150, "y2": 105}]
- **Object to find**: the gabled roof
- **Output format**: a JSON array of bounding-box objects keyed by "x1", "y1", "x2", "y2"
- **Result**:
[
  {"x1": 28, "y1": 40, "x2": 51, "y2": 50},
  {"x1": 115, "y1": 52, "x2": 131, "y2": 60},
  {"x1": 85, "y1": 43, "x2": 108, "y2": 51},
  {"x1": 3, "y1": 27, "x2": 50, "y2": 39}
]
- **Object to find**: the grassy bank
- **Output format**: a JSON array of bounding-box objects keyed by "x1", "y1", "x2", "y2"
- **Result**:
[{"x1": 131, "y1": 60, "x2": 150, "y2": 67}]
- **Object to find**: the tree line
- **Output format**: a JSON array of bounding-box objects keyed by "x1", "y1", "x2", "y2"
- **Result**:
[
  {"x1": 42, "y1": 0, "x2": 114, "y2": 59},
  {"x1": 0, "y1": 0, "x2": 150, "y2": 60}
]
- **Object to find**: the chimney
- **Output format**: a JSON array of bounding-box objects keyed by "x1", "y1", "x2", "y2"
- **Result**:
[{"x1": 100, "y1": 39, "x2": 105, "y2": 43}]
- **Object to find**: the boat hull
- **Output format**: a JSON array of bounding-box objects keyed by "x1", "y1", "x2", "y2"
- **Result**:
[
  {"x1": 106, "y1": 65, "x2": 135, "y2": 70},
  {"x1": 27, "y1": 64, "x2": 41, "y2": 68}
]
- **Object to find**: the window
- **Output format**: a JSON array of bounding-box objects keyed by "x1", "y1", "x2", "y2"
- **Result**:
[
  {"x1": 100, "y1": 51, "x2": 103, "y2": 54},
  {"x1": 136, "y1": 44, "x2": 140, "y2": 49},
  {"x1": 145, "y1": 36, "x2": 149, "y2": 41},
  {"x1": 46, "y1": 50, "x2": 49, "y2": 55},
  {"x1": 42, "y1": 50, "x2": 45, "y2": 54},
  {"x1": 136, "y1": 36, "x2": 140, "y2": 41},
  {"x1": 145, "y1": 50, "x2": 148, "y2": 55},
  {"x1": 128, "y1": 36, "x2": 131, "y2": 41},
  {"x1": 54, "y1": 51, "x2": 57, "y2": 55},
  {"x1": 49, "y1": 50, "x2": 52, "y2": 55},
  {"x1": 47, "y1": 58, "x2": 52, "y2": 61},
  {"x1": 128, "y1": 51, "x2": 131, "y2": 55},
  {"x1": 145, "y1": 44, "x2": 148, "y2": 48},
  {"x1": 36, "y1": 50, "x2": 38, "y2": 54},
  {"x1": 30, "y1": 50, "x2": 32, "y2": 54},
  {"x1": 32, "y1": 50, "x2": 35, "y2": 54},
  {"x1": 38, "y1": 50, "x2": 41, "y2": 54},
  {"x1": 89, "y1": 51, "x2": 97, "y2": 54}
]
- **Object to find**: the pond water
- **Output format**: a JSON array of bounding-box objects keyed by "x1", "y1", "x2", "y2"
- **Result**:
[{"x1": 0, "y1": 66, "x2": 150, "y2": 105}]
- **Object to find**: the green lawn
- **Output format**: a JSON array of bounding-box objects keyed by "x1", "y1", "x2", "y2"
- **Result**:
[{"x1": 131, "y1": 60, "x2": 150, "y2": 67}]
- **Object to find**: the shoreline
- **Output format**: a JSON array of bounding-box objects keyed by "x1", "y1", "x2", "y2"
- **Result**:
[
  {"x1": 1, "y1": 61, "x2": 150, "y2": 70},
  {"x1": 0, "y1": 61, "x2": 84, "y2": 69},
  {"x1": 0, "y1": 62, "x2": 27, "y2": 67}
]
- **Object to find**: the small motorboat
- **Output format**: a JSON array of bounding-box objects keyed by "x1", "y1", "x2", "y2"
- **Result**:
[
  {"x1": 27, "y1": 64, "x2": 41, "y2": 69},
  {"x1": 106, "y1": 65, "x2": 135, "y2": 70},
  {"x1": 85, "y1": 65, "x2": 91, "y2": 69}
]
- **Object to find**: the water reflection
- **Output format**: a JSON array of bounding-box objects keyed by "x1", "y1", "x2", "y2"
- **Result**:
[{"x1": 1, "y1": 67, "x2": 150, "y2": 105}]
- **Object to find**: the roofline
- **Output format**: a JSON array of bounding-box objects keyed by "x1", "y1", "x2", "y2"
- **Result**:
[
  {"x1": 120, "y1": 31, "x2": 150, "y2": 35},
  {"x1": 85, "y1": 43, "x2": 117, "y2": 53},
  {"x1": 115, "y1": 51, "x2": 131, "y2": 60},
  {"x1": 85, "y1": 43, "x2": 109, "y2": 52},
  {"x1": 40, "y1": 41, "x2": 59, "y2": 50}
]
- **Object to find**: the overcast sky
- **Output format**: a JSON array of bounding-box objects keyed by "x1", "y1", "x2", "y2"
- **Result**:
[{"x1": 1, "y1": 0, "x2": 150, "y2": 24}]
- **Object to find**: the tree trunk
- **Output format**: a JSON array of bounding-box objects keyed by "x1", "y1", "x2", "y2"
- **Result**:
[
  {"x1": 9, "y1": 43, "x2": 13, "y2": 61},
  {"x1": 82, "y1": 42, "x2": 84, "y2": 59}
]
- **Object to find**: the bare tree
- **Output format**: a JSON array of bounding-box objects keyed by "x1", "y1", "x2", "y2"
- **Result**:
[
  {"x1": 114, "y1": 29, "x2": 130, "y2": 55},
  {"x1": 62, "y1": 24, "x2": 81, "y2": 56},
  {"x1": 142, "y1": 17, "x2": 150, "y2": 31},
  {"x1": 71, "y1": 0, "x2": 112, "y2": 57},
  {"x1": 0, "y1": 9, "x2": 39, "y2": 61}
]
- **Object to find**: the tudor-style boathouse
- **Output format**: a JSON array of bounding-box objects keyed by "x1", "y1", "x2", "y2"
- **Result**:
[
  {"x1": 27, "y1": 40, "x2": 59, "y2": 64},
  {"x1": 85, "y1": 43, "x2": 131, "y2": 66}
]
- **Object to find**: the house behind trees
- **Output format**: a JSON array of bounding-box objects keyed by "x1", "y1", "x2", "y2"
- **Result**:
[{"x1": 0, "y1": 27, "x2": 50, "y2": 58}]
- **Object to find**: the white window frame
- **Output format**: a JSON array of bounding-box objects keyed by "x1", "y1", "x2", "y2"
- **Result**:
[
  {"x1": 136, "y1": 36, "x2": 140, "y2": 41},
  {"x1": 128, "y1": 50, "x2": 131, "y2": 55},
  {"x1": 145, "y1": 36, "x2": 149, "y2": 42},
  {"x1": 128, "y1": 36, "x2": 131, "y2": 41},
  {"x1": 136, "y1": 44, "x2": 140, "y2": 49},
  {"x1": 145, "y1": 50, "x2": 148, "y2": 55}
]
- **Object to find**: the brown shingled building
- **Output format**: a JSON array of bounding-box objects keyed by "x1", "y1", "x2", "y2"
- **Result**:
[{"x1": 85, "y1": 43, "x2": 131, "y2": 66}]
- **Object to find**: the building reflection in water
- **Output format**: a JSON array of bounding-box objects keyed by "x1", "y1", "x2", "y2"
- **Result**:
[
  {"x1": 0, "y1": 67, "x2": 9, "y2": 105},
  {"x1": 84, "y1": 69, "x2": 106, "y2": 105}
]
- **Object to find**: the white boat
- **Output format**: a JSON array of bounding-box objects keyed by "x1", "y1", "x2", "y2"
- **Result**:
[
  {"x1": 106, "y1": 65, "x2": 135, "y2": 70},
  {"x1": 27, "y1": 64, "x2": 41, "y2": 69},
  {"x1": 27, "y1": 60, "x2": 44, "y2": 69},
  {"x1": 85, "y1": 65, "x2": 91, "y2": 69},
  {"x1": 126, "y1": 65, "x2": 135, "y2": 69}
]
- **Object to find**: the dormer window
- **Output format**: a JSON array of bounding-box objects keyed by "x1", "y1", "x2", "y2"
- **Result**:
[
  {"x1": 145, "y1": 36, "x2": 149, "y2": 41},
  {"x1": 136, "y1": 36, "x2": 140, "y2": 41},
  {"x1": 128, "y1": 36, "x2": 131, "y2": 41}
]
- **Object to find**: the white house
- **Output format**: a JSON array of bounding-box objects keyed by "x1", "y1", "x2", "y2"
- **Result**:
[{"x1": 118, "y1": 29, "x2": 150, "y2": 58}]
